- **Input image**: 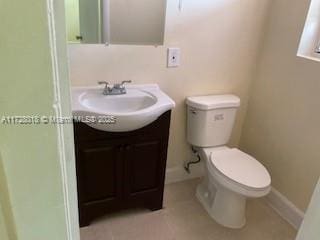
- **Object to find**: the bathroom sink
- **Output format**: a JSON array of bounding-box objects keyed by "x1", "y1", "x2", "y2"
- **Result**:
[{"x1": 72, "y1": 84, "x2": 175, "y2": 132}]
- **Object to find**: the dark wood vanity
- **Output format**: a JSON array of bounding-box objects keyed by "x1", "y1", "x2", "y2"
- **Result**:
[{"x1": 73, "y1": 111, "x2": 171, "y2": 227}]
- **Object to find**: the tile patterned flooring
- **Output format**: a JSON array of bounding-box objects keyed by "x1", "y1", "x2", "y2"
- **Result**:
[{"x1": 80, "y1": 178, "x2": 297, "y2": 240}]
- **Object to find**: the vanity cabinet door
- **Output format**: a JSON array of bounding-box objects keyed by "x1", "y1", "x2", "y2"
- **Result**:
[
  {"x1": 74, "y1": 111, "x2": 171, "y2": 226},
  {"x1": 123, "y1": 139, "x2": 167, "y2": 210},
  {"x1": 76, "y1": 142, "x2": 124, "y2": 226}
]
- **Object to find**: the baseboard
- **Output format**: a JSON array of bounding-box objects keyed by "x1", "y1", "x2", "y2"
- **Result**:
[
  {"x1": 265, "y1": 187, "x2": 304, "y2": 230},
  {"x1": 165, "y1": 162, "x2": 205, "y2": 184}
]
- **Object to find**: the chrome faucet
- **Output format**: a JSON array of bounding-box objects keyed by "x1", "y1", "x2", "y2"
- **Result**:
[{"x1": 98, "y1": 80, "x2": 132, "y2": 95}]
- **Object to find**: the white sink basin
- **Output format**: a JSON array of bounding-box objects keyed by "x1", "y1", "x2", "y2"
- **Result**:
[{"x1": 72, "y1": 84, "x2": 175, "y2": 132}]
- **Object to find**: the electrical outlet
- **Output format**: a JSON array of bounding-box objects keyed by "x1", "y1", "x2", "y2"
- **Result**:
[{"x1": 167, "y1": 48, "x2": 180, "y2": 68}]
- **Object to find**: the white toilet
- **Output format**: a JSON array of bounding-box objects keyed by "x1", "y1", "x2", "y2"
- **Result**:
[{"x1": 186, "y1": 94, "x2": 271, "y2": 229}]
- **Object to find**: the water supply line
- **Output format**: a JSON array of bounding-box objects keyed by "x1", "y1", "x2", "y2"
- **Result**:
[{"x1": 184, "y1": 146, "x2": 201, "y2": 173}]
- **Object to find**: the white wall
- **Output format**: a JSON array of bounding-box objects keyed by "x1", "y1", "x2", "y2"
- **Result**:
[
  {"x1": 240, "y1": 0, "x2": 320, "y2": 211},
  {"x1": 68, "y1": 0, "x2": 271, "y2": 169}
]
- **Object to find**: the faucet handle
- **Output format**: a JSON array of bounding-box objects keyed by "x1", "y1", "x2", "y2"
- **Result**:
[
  {"x1": 98, "y1": 81, "x2": 110, "y2": 94},
  {"x1": 98, "y1": 81, "x2": 109, "y2": 85},
  {"x1": 98, "y1": 81, "x2": 110, "y2": 88},
  {"x1": 121, "y1": 80, "x2": 132, "y2": 86}
]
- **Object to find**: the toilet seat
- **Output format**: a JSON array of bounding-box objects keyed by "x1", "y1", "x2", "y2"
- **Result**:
[{"x1": 208, "y1": 148, "x2": 271, "y2": 192}]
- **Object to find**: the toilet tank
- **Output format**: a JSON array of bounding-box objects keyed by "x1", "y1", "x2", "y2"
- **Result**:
[{"x1": 186, "y1": 95, "x2": 240, "y2": 147}]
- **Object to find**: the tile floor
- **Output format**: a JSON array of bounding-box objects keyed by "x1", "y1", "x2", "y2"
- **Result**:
[{"x1": 80, "y1": 178, "x2": 297, "y2": 240}]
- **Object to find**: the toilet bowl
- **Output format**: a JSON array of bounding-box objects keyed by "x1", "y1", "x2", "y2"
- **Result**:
[
  {"x1": 196, "y1": 146, "x2": 271, "y2": 228},
  {"x1": 186, "y1": 94, "x2": 271, "y2": 228}
]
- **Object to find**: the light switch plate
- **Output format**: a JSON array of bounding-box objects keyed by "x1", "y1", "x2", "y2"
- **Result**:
[{"x1": 167, "y1": 48, "x2": 180, "y2": 68}]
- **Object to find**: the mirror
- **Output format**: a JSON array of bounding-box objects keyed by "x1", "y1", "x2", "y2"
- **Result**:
[{"x1": 65, "y1": 0, "x2": 167, "y2": 45}]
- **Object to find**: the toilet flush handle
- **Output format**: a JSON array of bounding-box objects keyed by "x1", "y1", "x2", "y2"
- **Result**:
[{"x1": 190, "y1": 109, "x2": 197, "y2": 115}]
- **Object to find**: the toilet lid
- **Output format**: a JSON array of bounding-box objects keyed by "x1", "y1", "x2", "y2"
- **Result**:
[{"x1": 210, "y1": 148, "x2": 271, "y2": 189}]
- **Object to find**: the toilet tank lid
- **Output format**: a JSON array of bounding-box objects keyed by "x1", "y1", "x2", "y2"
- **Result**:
[{"x1": 186, "y1": 94, "x2": 240, "y2": 110}]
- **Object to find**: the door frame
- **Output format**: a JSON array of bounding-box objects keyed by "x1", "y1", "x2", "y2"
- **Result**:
[{"x1": 47, "y1": 0, "x2": 80, "y2": 239}]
